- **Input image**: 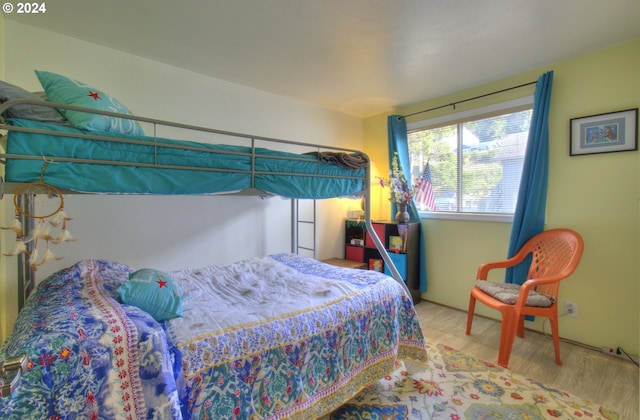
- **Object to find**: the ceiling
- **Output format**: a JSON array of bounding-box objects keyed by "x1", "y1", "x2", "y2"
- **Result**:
[{"x1": 6, "y1": 0, "x2": 640, "y2": 118}]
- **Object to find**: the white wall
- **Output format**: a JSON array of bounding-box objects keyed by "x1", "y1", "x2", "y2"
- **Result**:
[{"x1": 1, "y1": 21, "x2": 363, "y2": 335}]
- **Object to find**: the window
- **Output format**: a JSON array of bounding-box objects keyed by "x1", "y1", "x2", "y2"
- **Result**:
[{"x1": 408, "y1": 98, "x2": 533, "y2": 219}]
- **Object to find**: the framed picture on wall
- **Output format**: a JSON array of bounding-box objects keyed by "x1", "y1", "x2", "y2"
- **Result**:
[{"x1": 570, "y1": 108, "x2": 638, "y2": 156}]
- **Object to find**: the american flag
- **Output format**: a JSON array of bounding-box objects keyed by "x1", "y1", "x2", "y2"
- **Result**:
[{"x1": 414, "y1": 162, "x2": 436, "y2": 211}]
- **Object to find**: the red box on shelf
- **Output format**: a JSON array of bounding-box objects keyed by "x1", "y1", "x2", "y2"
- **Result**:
[
  {"x1": 365, "y1": 223, "x2": 386, "y2": 248},
  {"x1": 345, "y1": 245, "x2": 364, "y2": 262}
]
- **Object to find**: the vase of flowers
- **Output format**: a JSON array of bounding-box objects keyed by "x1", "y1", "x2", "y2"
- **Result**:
[
  {"x1": 378, "y1": 152, "x2": 414, "y2": 223},
  {"x1": 395, "y1": 203, "x2": 410, "y2": 223}
]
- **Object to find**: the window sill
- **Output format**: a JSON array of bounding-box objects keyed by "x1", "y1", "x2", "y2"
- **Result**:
[{"x1": 419, "y1": 211, "x2": 513, "y2": 223}]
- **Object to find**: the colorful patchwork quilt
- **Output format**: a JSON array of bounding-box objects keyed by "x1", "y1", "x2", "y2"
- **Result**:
[{"x1": 0, "y1": 259, "x2": 183, "y2": 419}]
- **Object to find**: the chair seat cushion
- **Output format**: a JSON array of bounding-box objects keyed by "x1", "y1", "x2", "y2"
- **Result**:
[{"x1": 475, "y1": 280, "x2": 555, "y2": 307}]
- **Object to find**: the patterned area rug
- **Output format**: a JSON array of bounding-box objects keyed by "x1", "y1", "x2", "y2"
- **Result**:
[{"x1": 322, "y1": 340, "x2": 619, "y2": 420}]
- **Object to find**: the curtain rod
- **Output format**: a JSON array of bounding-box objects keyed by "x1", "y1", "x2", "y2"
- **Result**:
[{"x1": 400, "y1": 80, "x2": 537, "y2": 120}]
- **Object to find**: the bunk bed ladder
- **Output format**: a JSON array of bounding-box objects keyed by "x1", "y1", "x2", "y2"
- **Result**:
[{"x1": 290, "y1": 199, "x2": 316, "y2": 259}]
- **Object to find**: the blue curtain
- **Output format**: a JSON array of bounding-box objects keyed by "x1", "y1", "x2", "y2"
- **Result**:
[
  {"x1": 388, "y1": 115, "x2": 428, "y2": 292},
  {"x1": 505, "y1": 71, "x2": 554, "y2": 285}
]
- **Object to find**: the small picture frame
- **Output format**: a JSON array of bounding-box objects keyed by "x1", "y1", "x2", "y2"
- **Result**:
[
  {"x1": 369, "y1": 259, "x2": 383, "y2": 272},
  {"x1": 389, "y1": 236, "x2": 403, "y2": 252},
  {"x1": 570, "y1": 108, "x2": 638, "y2": 156}
]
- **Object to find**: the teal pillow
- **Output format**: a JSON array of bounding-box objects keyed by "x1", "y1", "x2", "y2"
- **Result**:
[
  {"x1": 35, "y1": 70, "x2": 144, "y2": 136},
  {"x1": 117, "y1": 269, "x2": 183, "y2": 321}
]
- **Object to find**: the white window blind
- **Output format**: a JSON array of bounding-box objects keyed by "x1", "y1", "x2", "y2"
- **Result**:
[{"x1": 408, "y1": 98, "x2": 533, "y2": 217}]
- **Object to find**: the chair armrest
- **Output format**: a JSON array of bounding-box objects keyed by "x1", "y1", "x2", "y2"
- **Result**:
[
  {"x1": 510, "y1": 276, "x2": 563, "y2": 310},
  {"x1": 476, "y1": 257, "x2": 522, "y2": 280},
  {"x1": 521, "y1": 276, "x2": 564, "y2": 288},
  {"x1": 476, "y1": 244, "x2": 534, "y2": 280}
]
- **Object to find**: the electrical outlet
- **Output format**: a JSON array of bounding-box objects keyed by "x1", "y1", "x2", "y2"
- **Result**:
[
  {"x1": 601, "y1": 347, "x2": 636, "y2": 362},
  {"x1": 564, "y1": 301, "x2": 578, "y2": 317}
]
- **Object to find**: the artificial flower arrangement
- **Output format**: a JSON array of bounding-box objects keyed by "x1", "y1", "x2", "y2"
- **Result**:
[{"x1": 378, "y1": 152, "x2": 415, "y2": 205}]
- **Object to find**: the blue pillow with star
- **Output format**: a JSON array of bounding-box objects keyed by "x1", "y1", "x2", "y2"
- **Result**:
[
  {"x1": 35, "y1": 69, "x2": 144, "y2": 136},
  {"x1": 117, "y1": 268, "x2": 183, "y2": 321}
]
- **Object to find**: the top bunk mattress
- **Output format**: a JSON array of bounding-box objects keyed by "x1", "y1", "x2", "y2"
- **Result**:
[{"x1": 3, "y1": 118, "x2": 366, "y2": 198}]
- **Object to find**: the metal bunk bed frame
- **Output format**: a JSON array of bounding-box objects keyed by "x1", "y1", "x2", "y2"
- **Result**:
[{"x1": 0, "y1": 98, "x2": 408, "y2": 304}]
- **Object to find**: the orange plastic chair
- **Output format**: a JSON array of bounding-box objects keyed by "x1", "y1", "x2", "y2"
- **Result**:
[{"x1": 466, "y1": 228, "x2": 584, "y2": 368}]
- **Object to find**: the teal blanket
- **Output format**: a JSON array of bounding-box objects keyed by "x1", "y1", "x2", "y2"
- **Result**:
[{"x1": 5, "y1": 119, "x2": 365, "y2": 198}]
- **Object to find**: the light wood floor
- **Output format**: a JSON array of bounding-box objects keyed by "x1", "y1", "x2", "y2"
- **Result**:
[{"x1": 415, "y1": 301, "x2": 639, "y2": 420}]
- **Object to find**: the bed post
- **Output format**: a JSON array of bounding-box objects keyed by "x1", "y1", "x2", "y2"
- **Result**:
[
  {"x1": 16, "y1": 194, "x2": 35, "y2": 310},
  {"x1": 290, "y1": 199, "x2": 297, "y2": 254}
]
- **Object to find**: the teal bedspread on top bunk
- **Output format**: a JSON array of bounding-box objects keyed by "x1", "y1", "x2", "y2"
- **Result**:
[{"x1": 4, "y1": 118, "x2": 365, "y2": 198}]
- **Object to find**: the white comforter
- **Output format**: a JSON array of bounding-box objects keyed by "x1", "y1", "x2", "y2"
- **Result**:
[{"x1": 167, "y1": 256, "x2": 357, "y2": 343}]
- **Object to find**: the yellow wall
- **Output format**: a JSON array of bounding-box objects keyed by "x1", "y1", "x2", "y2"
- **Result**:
[{"x1": 364, "y1": 41, "x2": 640, "y2": 354}]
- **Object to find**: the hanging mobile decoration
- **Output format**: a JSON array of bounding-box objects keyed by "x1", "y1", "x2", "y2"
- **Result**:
[{"x1": 1, "y1": 159, "x2": 77, "y2": 270}]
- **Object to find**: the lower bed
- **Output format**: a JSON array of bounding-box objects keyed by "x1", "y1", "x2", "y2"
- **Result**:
[{"x1": 0, "y1": 253, "x2": 427, "y2": 419}]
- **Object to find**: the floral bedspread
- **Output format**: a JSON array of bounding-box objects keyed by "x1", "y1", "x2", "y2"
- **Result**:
[
  {"x1": 0, "y1": 259, "x2": 183, "y2": 420},
  {"x1": 166, "y1": 253, "x2": 428, "y2": 419},
  {"x1": 0, "y1": 255, "x2": 427, "y2": 419}
]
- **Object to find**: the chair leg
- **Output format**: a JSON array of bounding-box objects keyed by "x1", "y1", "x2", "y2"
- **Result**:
[
  {"x1": 497, "y1": 308, "x2": 518, "y2": 368},
  {"x1": 466, "y1": 294, "x2": 476, "y2": 335},
  {"x1": 516, "y1": 314, "x2": 525, "y2": 338},
  {"x1": 548, "y1": 314, "x2": 563, "y2": 366}
]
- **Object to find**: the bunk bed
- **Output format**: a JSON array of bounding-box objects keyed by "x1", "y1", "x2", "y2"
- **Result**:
[{"x1": 0, "y1": 94, "x2": 427, "y2": 419}]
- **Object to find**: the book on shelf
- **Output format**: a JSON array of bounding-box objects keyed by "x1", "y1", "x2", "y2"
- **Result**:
[{"x1": 397, "y1": 224, "x2": 409, "y2": 252}]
